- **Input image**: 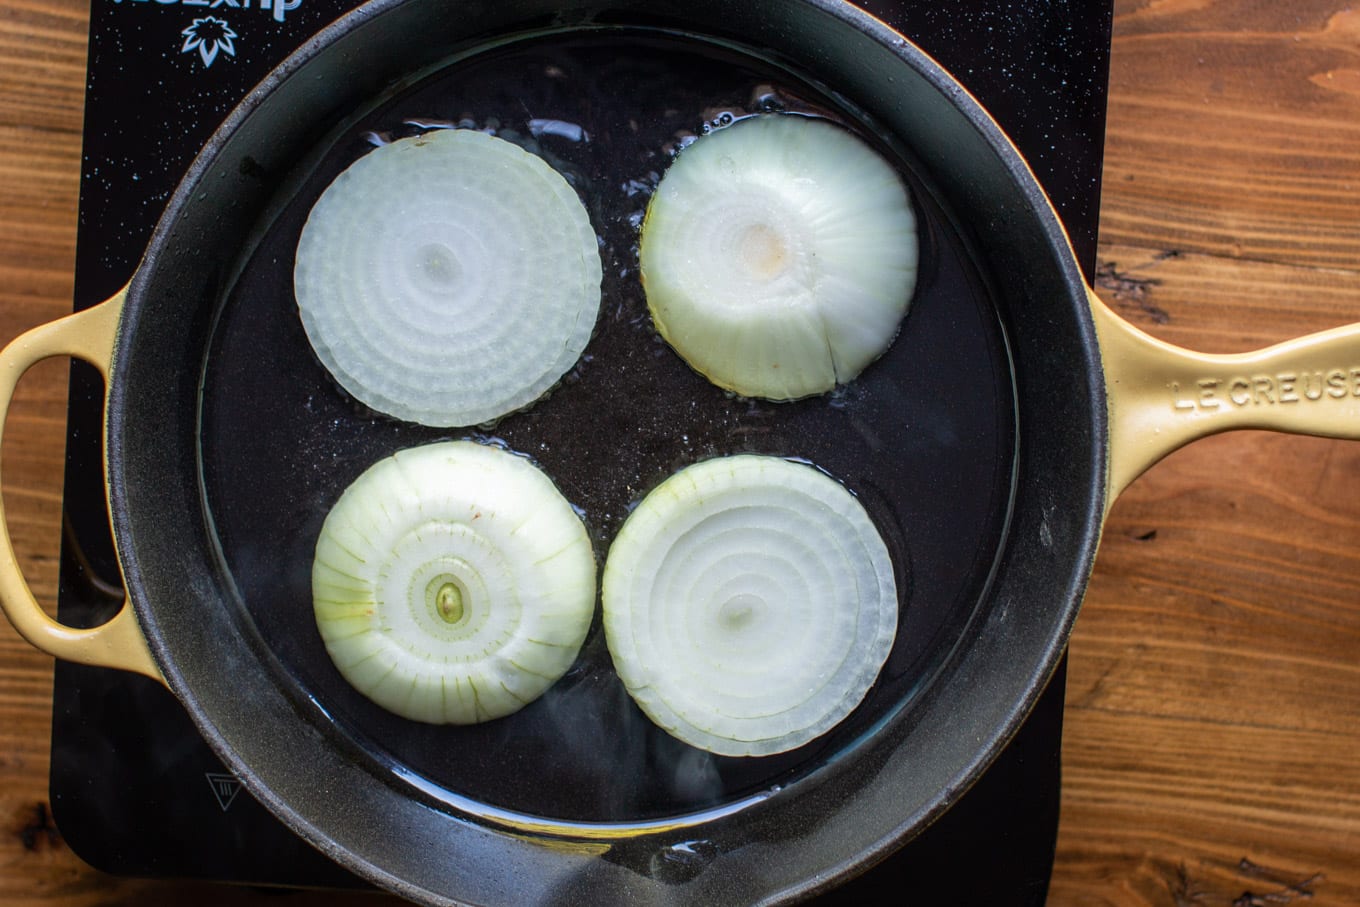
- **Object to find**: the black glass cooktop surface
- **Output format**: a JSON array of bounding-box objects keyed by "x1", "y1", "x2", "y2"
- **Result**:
[{"x1": 50, "y1": 0, "x2": 1112, "y2": 901}]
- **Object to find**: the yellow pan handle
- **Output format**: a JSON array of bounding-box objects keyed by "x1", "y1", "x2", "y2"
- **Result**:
[
  {"x1": 0, "y1": 287, "x2": 163, "y2": 683},
  {"x1": 1092, "y1": 289, "x2": 1360, "y2": 505}
]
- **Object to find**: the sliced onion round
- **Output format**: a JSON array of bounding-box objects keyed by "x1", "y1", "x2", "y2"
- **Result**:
[
  {"x1": 311, "y1": 440, "x2": 596, "y2": 724},
  {"x1": 295, "y1": 128, "x2": 603, "y2": 427},
  {"x1": 639, "y1": 114, "x2": 918, "y2": 401},
  {"x1": 601, "y1": 455, "x2": 898, "y2": 756}
]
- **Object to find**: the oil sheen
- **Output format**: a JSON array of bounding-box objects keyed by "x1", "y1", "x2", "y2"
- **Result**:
[{"x1": 197, "y1": 29, "x2": 1016, "y2": 827}]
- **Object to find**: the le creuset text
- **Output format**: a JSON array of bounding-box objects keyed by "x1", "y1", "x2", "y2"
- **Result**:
[{"x1": 1171, "y1": 367, "x2": 1360, "y2": 413}]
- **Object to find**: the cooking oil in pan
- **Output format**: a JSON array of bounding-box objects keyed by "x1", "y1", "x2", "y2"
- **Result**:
[{"x1": 197, "y1": 29, "x2": 1016, "y2": 827}]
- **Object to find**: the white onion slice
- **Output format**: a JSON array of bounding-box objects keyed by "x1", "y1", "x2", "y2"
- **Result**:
[
  {"x1": 295, "y1": 129, "x2": 603, "y2": 427},
  {"x1": 311, "y1": 440, "x2": 596, "y2": 724},
  {"x1": 639, "y1": 114, "x2": 918, "y2": 401},
  {"x1": 601, "y1": 455, "x2": 898, "y2": 756}
]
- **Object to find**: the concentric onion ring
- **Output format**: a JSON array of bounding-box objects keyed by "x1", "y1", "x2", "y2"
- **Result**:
[
  {"x1": 601, "y1": 455, "x2": 898, "y2": 756},
  {"x1": 639, "y1": 114, "x2": 918, "y2": 401},
  {"x1": 311, "y1": 440, "x2": 596, "y2": 724},
  {"x1": 295, "y1": 128, "x2": 603, "y2": 427}
]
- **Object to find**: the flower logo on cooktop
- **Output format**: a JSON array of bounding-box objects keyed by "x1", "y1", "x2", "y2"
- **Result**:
[{"x1": 180, "y1": 16, "x2": 238, "y2": 69}]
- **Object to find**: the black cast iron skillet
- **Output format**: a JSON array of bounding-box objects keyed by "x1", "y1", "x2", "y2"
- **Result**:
[{"x1": 2, "y1": 1, "x2": 1359, "y2": 904}]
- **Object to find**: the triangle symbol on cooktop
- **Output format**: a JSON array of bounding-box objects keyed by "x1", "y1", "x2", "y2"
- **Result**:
[{"x1": 206, "y1": 771, "x2": 243, "y2": 812}]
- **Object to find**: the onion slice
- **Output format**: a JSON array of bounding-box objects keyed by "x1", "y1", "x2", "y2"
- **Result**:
[
  {"x1": 295, "y1": 128, "x2": 603, "y2": 427},
  {"x1": 311, "y1": 440, "x2": 596, "y2": 724},
  {"x1": 601, "y1": 455, "x2": 898, "y2": 756},
  {"x1": 639, "y1": 114, "x2": 918, "y2": 401}
]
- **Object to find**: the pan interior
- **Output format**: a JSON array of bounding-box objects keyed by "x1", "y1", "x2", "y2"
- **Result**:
[{"x1": 196, "y1": 28, "x2": 1016, "y2": 829}]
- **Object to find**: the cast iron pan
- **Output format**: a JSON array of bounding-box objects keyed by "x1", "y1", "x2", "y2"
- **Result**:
[{"x1": 1, "y1": 1, "x2": 1358, "y2": 905}]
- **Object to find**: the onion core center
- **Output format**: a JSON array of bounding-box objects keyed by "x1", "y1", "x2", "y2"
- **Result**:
[
  {"x1": 414, "y1": 242, "x2": 463, "y2": 291},
  {"x1": 430, "y1": 577, "x2": 467, "y2": 625},
  {"x1": 737, "y1": 223, "x2": 789, "y2": 281},
  {"x1": 717, "y1": 592, "x2": 763, "y2": 632}
]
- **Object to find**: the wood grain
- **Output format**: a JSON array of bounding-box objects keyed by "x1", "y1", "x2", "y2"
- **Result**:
[
  {"x1": 1059, "y1": 1, "x2": 1360, "y2": 905},
  {"x1": 1, "y1": 0, "x2": 1358, "y2": 905}
]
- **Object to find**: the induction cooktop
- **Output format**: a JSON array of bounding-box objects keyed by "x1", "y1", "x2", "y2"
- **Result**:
[{"x1": 49, "y1": 1, "x2": 1112, "y2": 901}]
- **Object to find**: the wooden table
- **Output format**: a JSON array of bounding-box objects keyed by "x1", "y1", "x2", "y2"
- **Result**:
[{"x1": 2, "y1": 1, "x2": 1358, "y2": 904}]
